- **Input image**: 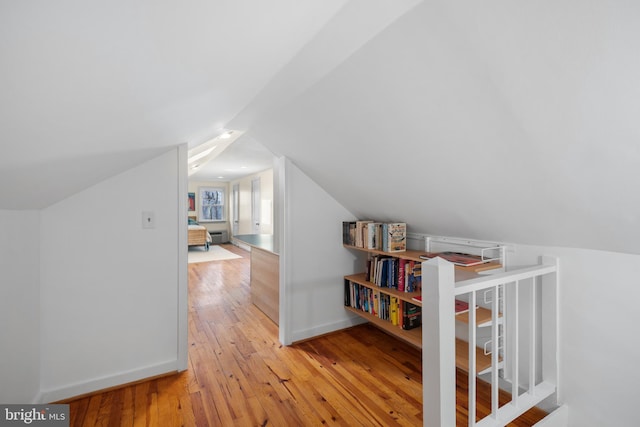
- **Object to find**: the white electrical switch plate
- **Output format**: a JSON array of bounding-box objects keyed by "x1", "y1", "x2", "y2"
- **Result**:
[{"x1": 142, "y1": 211, "x2": 155, "y2": 229}]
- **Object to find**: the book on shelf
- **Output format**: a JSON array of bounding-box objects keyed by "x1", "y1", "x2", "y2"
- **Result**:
[
  {"x1": 411, "y1": 295, "x2": 422, "y2": 303},
  {"x1": 342, "y1": 221, "x2": 356, "y2": 246},
  {"x1": 402, "y1": 301, "x2": 421, "y2": 330},
  {"x1": 366, "y1": 222, "x2": 382, "y2": 250},
  {"x1": 390, "y1": 296, "x2": 399, "y2": 326},
  {"x1": 355, "y1": 220, "x2": 373, "y2": 248},
  {"x1": 368, "y1": 257, "x2": 420, "y2": 292},
  {"x1": 343, "y1": 220, "x2": 407, "y2": 252},
  {"x1": 405, "y1": 261, "x2": 421, "y2": 293},
  {"x1": 419, "y1": 251, "x2": 489, "y2": 267},
  {"x1": 379, "y1": 293, "x2": 390, "y2": 321},
  {"x1": 454, "y1": 299, "x2": 480, "y2": 315},
  {"x1": 455, "y1": 299, "x2": 469, "y2": 314},
  {"x1": 397, "y1": 258, "x2": 407, "y2": 292},
  {"x1": 385, "y1": 222, "x2": 406, "y2": 252}
]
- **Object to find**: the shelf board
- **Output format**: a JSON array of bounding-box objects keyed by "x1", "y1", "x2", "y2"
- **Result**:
[
  {"x1": 345, "y1": 275, "x2": 503, "y2": 323},
  {"x1": 343, "y1": 244, "x2": 427, "y2": 262},
  {"x1": 455, "y1": 306, "x2": 502, "y2": 327},
  {"x1": 344, "y1": 306, "x2": 422, "y2": 349},
  {"x1": 345, "y1": 307, "x2": 501, "y2": 375},
  {"x1": 343, "y1": 245, "x2": 502, "y2": 282},
  {"x1": 455, "y1": 338, "x2": 501, "y2": 375},
  {"x1": 345, "y1": 273, "x2": 422, "y2": 306},
  {"x1": 344, "y1": 242, "x2": 504, "y2": 376}
]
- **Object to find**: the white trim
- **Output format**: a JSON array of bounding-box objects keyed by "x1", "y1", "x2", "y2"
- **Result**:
[
  {"x1": 277, "y1": 156, "x2": 291, "y2": 345},
  {"x1": 290, "y1": 316, "x2": 366, "y2": 343},
  {"x1": 38, "y1": 360, "x2": 179, "y2": 403},
  {"x1": 533, "y1": 405, "x2": 569, "y2": 427},
  {"x1": 177, "y1": 143, "x2": 188, "y2": 371}
]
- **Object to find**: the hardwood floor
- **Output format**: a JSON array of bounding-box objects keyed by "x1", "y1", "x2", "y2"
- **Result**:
[{"x1": 67, "y1": 244, "x2": 547, "y2": 426}]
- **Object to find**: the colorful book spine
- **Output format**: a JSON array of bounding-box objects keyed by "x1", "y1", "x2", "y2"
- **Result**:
[
  {"x1": 402, "y1": 301, "x2": 422, "y2": 330},
  {"x1": 398, "y1": 258, "x2": 406, "y2": 292},
  {"x1": 390, "y1": 296, "x2": 399, "y2": 326}
]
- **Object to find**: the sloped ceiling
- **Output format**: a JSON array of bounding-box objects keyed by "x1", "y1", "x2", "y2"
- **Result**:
[
  {"x1": 2, "y1": 0, "x2": 639, "y2": 255},
  {"x1": 0, "y1": 0, "x2": 351, "y2": 209},
  {"x1": 241, "y1": 0, "x2": 640, "y2": 255}
]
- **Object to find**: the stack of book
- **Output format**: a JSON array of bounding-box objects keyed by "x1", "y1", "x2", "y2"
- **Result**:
[
  {"x1": 342, "y1": 220, "x2": 407, "y2": 252},
  {"x1": 365, "y1": 256, "x2": 421, "y2": 293},
  {"x1": 344, "y1": 279, "x2": 422, "y2": 330}
]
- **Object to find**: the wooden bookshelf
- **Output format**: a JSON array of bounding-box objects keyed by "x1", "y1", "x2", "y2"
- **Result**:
[
  {"x1": 344, "y1": 308, "x2": 498, "y2": 374},
  {"x1": 455, "y1": 338, "x2": 501, "y2": 375},
  {"x1": 343, "y1": 232, "x2": 504, "y2": 376},
  {"x1": 345, "y1": 273, "x2": 421, "y2": 306},
  {"x1": 343, "y1": 244, "x2": 501, "y2": 281},
  {"x1": 343, "y1": 244, "x2": 426, "y2": 262},
  {"x1": 344, "y1": 306, "x2": 422, "y2": 349},
  {"x1": 456, "y1": 306, "x2": 502, "y2": 327}
]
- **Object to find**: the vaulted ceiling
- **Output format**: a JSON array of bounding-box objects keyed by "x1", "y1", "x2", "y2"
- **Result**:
[
  {"x1": 236, "y1": 0, "x2": 640, "y2": 254},
  {"x1": 1, "y1": 0, "x2": 639, "y2": 254}
]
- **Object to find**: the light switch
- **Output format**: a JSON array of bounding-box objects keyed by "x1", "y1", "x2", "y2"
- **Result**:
[{"x1": 142, "y1": 211, "x2": 155, "y2": 229}]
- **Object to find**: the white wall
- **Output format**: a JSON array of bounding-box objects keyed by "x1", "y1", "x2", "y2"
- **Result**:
[
  {"x1": 507, "y1": 244, "x2": 640, "y2": 427},
  {"x1": 275, "y1": 158, "x2": 640, "y2": 425},
  {"x1": 39, "y1": 148, "x2": 183, "y2": 402},
  {"x1": 0, "y1": 210, "x2": 41, "y2": 403},
  {"x1": 248, "y1": 0, "x2": 640, "y2": 256},
  {"x1": 279, "y1": 159, "x2": 364, "y2": 344},
  {"x1": 231, "y1": 169, "x2": 274, "y2": 236}
]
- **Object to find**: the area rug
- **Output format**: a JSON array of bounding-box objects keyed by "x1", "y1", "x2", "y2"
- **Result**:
[{"x1": 188, "y1": 245, "x2": 242, "y2": 263}]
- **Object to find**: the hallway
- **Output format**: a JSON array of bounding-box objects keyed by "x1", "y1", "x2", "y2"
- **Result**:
[{"x1": 67, "y1": 244, "x2": 545, "y2": 426}]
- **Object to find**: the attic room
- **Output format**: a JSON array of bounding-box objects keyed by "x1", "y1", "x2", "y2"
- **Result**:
[{"x1": 1, "y1": 1, "x2": 639, "y2": 426}]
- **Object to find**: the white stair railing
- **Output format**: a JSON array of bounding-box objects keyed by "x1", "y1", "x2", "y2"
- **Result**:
[{"x1": 422, "y1": 256, "x2": 559, "y2": 427}]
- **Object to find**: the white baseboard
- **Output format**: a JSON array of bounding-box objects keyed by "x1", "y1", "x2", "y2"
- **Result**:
[
  {"x1": 38, "y1": 360, "x2": 179, "y2": 403},
  {"x1": 291, "y1": 315, "x2": 367, "y2": 343},
  {"x1": 533, "y1": 404, "x2": 568, "y2": 427}
]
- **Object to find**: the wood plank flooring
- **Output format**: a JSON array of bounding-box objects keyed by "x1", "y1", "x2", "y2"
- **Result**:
[{"x1": 66, "y1": 244, "x2": 547, "y2": 426}]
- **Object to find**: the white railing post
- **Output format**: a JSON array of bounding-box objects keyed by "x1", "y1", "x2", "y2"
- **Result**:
[
  {"x1": 468, "y1": 290, "x2": 477, "y2": 426},
  {"x1": 422, "y1": 257, "x2": 456, "y2": 427},
  {"x1": 510, "y1": 281, "x2": 520, "y2": 407},
  {"x1": 455, "y1": 260, "x2": 559, "y2": 427},
  {"x1": 491, "y1": 285, "x2": 500, "y2": 418},
  {"x1": 541, "y1": 256, "x2": 560, "y2": 401}
]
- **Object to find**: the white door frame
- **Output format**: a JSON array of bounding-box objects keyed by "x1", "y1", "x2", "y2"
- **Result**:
[
  {"x1": 251, "y1": 177, "x2": 261, "y2": 234},
  {"x1": 177, "y1": 144, "x2": 188, "y2": 370}
]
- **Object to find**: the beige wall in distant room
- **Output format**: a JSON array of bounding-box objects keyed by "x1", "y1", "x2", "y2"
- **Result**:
[
  {"x1": 231, "y1": 169, "x2": 273, "y2": 236},
  {"x1": 188, "y1": 180, "x2": 230, "y2": 235}
]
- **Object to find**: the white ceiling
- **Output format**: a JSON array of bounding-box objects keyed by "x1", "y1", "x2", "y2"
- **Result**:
[
  {"x1": 241, "y1": 0, "x2": 640, "y2": 255},
  {"x1": 189, "y1": 135, "x2": 275, "y2": 182},
  {"x1": 3, "y1": 0, "x2": 639, "y2": 254},
  {"x1": 0, "y1": 0, "x2": 350, "y2": 208}
]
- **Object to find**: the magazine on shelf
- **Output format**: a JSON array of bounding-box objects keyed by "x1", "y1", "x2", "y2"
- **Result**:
[
  {"x1": 455, "y1": 299, "x2": 469, "y2": 314},
  {"x1": 419, "y1": 251, "x2": 489, "y2": 267}
]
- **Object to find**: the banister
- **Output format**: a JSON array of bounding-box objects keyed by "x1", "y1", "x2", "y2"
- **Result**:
[
  {"x1": 454, "y1": 264, "x2": 557, "y2": 295},
  {"x1": 422, "y1": 256, "x2": 560, "y2": 427}
]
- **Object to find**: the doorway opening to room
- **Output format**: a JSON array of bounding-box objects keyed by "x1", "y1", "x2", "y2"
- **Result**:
[{"x1": 186, "y1": 131, "x2": 279, "y2": 324}]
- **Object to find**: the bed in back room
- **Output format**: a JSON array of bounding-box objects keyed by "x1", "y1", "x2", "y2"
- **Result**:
[{"x1": 188, "y1": 217, "x2": 211, "y2": 250}]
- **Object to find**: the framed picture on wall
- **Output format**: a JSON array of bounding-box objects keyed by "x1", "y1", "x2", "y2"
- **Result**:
[
  {"x1": 198, "y1": 186, "x2": 225, "y2": 222},
  {"x1": 188, "y1": 192, "x2": 195, "y2": 212}
]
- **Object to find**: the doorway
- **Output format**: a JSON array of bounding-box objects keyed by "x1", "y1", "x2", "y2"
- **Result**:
[
  {"x1": 251, "y1": 177, "x2": 261, "y2": 234},
  {"x1": 232, "y1": 183, "x2": 239, "y2": 236}
]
